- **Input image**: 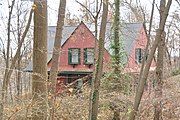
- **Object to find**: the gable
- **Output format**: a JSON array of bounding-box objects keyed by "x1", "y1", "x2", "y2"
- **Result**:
[
  {"x1": 48, "y1": 22, "x2": 143, "y2": 60},
  {"x1": 105, "y1": 23, "x2": 143, "y2": 56},
  {"x1": 62, "y1": 22, "x2": 96, "y2": 47},
  {"x1": 85, "y1": 22, "x2": 143, "y2": 56},
  {"x1": 47, "y1": 25, "x2": 77, "y2": 61},
  {"x1": 24, "y1": 22, "x2": 144, "y2": 72}
]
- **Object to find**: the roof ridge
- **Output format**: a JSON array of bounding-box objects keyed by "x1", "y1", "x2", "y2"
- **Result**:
[
  {"x1": 48, "y1": 25, "x2": 78, "y2": 27},
  {"x1": 123, "y1": 22, "x2": 143, "y2": 24},
  {"x1": 48, "y1": 22, "x2": 143, "y2": 28}
]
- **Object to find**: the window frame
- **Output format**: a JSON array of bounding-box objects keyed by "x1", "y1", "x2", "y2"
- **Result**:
[
  {"x1": 68, "y1": 48, "x2": 81, "y2": 65},
  {"x1": 84, "y1": 48, "x2": 94, "y2": 65},
  {"x1": 135, "y1": 48, "x2": 143, "y2": 64}
]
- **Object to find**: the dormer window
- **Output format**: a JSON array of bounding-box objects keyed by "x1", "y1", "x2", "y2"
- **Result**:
[
  {"x1": 68, "y1": 48, "x2": 80, "y2": 65},
  {"x1": 84, "y1": 48, "x2": 94, "y2": 64}
]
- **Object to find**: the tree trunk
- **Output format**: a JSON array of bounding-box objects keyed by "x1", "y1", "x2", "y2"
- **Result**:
[
  {"x1": 154, "y1": 0, "x2": 166, "y2": 119},
  {"x1": 129, "y1": 0, "x2": 172, "y2": 120},
  {"x1": 16, "y1": 59, "x2": 22, "y2": 96},
  {"x1": 0, "y1": 0, "x2": 16, "y2": 119},
  {"x1": 16, "y1": 9, "x2": 21, "y2": 97},
  {"x1": 3, "y1": 0, "x2": 15, "y2": 100},
  {"x1": 154, "y1": 31, "x2": 165, "y2": 120},
  {"x1": 49, "y1": 0, "x2": 66, "y2": 119},
  {"x1": 32, "y1": 0, "x2": 48, "y2": 119},
  {"x1": 138, "y1": 0, "x2": 155, "y2": 89},
  {"x1": 113, "y1": 0, "x2": 121, "y2": 74},
  {"x1": 0, "y1": 5, "x2": 33, "y2": 118},
  {"x1": 4, "y1": 0, "x2": 15, "y2": 101},
  {"x1": 88, "y1": 0, "x2": 108, "y2": 120},
  {"x1": 5, "y1": 0, "x2": 16, "y2": 81}
]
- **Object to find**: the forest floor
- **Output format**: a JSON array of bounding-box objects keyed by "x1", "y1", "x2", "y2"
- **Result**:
[
  {"x1": 137, "y1": 74, "x2": 180, "y2": 120},
  {"x1": 3, "y1": 74, "x2": 180, "y2": 120},
  {"x1": 53, "y1": 74, "x2": 180, "y2": 120}
]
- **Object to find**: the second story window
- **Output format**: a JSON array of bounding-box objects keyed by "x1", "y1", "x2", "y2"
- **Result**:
[
  {"x1": 84, "y1": 48, "x2": 94, "y2": 64},
  {"x1": 135, "y1": 48, "x2": 143, "y2": 64},
  {"x1": 68, "y1": 48, "x2": 80, "y2": 64}
]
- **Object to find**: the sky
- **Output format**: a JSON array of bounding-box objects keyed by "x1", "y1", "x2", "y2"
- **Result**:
[
  {"x1": 0, "y1": 0, "x2": 179, "y2": 25},
  {"x1": 17, "y1": 0, "x2": 179, "y2": 26},
  {"x1": 0, "y1": 0, "x2": 179, "y2": 54},
  {"x1": 47, "y1": 0, "x2": 179, "y2": 26}
]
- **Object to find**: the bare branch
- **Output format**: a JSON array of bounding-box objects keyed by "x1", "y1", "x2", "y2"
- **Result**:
[
  {"x1": 175, "y1": 0, "x2": 180, "y2": 6},
  {"x1": 95, "y1": 0, "x2": 103, "y2": 19},
  {"x1": 4, "y1": 8, "x2": 34, "y2": 96},
  {"x1": 75, "y1": 0, "x2": 96, "y2": 19},
  {"x1": 122, "y1": 0, "x2": 144, "y2": 22}
]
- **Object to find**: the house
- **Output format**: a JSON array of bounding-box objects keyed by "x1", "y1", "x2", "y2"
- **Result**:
[
  {"x1": 25, "y1": 21, "x2": 156, "y2": 88},
  {"x1": 47, "y1": 22, "x2": 111, "y2": 85}
]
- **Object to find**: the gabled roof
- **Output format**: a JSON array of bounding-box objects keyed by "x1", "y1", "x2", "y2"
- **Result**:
[
  {"x1": 24, "y1": 22, "x2": 143, "y2": 71},
  {"x1": 114, "y1": 23, "x2": 143, "y2": 55},
  {"x1": 25, "y1": 25, "x2": 77, "y2": 72},
  {"x1": 47, "y1": 25, "x2": 77, "y2": 61},
  {"x1": 105, "y1": 23, "x2": 143, "y2": 56},
  {"x1": 83, "y1": 22, "x2": 143, "y2": 55}
]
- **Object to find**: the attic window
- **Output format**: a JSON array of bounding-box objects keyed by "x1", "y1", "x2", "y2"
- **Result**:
[
  {"x1": 135, "y1": 48, "x2": 143, "y2": 64},
  {"x1": 68, "y1": 48, "x2": 80, "y2": 65},
  {"x1": 84, "y1": 48, "x2": 94, "y2": 64}
]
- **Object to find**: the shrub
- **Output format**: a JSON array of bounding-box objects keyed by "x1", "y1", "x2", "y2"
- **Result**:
[{"x1": 171, "y1": 68, "x2": 180, "y2": 76}]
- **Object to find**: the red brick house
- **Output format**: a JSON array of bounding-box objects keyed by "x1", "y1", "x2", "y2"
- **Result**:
[
  {"x1": 47, "y1": 22, "x2": 111, "y2": 85},
  {"x1": 25, "y1": 21, "x2": 156, "y2": 86},
  {"x1": 119, "y1": 23, "x2": 156, "y2": 72}
]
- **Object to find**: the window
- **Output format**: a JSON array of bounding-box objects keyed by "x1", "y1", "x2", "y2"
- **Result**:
[
  {"x1": 135, "y1": 48, "x2": 143, "y2": 64},
  {"x1": 84, "y1": 48, "x2": 94, "y2": 64},
  {"x1": 68, "y1": 48, "x2": 80, "y2": 64}
]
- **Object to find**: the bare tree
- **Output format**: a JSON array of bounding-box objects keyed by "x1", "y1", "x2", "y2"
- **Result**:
[
  {"x1": 16, "y1": 0, "x2": 28, "y2": 97},
  {"x1": 88, "y1": 0, "x2": 109, "y2": 120},
  {"x1": 153, "y1": 12, "x2": 179, "y2": 118},
  {"x1": 65, "y1": 10, "x2": 80, "y2": 25},
  {"x1": 78, "y1": 0, "x2": 94, "y2": 22},
  {"x1": 32, "y1": 0, "x2": 48, "y2": 119},
  {"x1": 49, "y1": 0, "x2": 66, "y2": 119},
  {"x1": 75, "y1": 0, "x2": 102, "y2": 38},
  {"x1": 0, "y1": 2, "x2": 33, "y2": 119},
  {"x1": 154, "y1": 31, "x2": 165, "y2": 120},
  {"x1": 6, "y1": 0, "x2": 16, "y2": 78},
  {"x1": 16, "y1": 3, "x2": 22, "y2": 97},
  {"x1": 2, "y1": 0, "x2": 16, "y2": 102},
  {"x1": 129, "y1": 0, "x2": 173, "y2": 119},
  {"x1": 113, "y1": 0, "x2": 121, "y2": 74},
  {"x1": 138, "y1": 0, "x2": 156, "y2": 94},
  {"x1": 122, "y1": 0, "x2": 146, "y2": 22}
]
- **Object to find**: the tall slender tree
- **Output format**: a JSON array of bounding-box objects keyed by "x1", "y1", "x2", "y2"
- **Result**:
[
  {"x1": 5, "y1": 0, "x2": 16, "y2": 84},
  {"x1": 1, "y1": 0, "x2": 16, "y2": 103},
  {"x1": 138, "y1": 0, "x2": 155, "y2": 89},
  {"x1": 0, "y1": 3, "x2": 33, "y2": 119},
  {"x1": 129, "y1": 0, "x2": 172, "y2": 119},
  {"x1": 49, "y1": 0, "x2": 66, "y2": 119},
  {"x1": 113, "y1": 0, "x2": 121, "y2": 74},
  {"x1": 16, "y1": 1, "x2": 23, "y2": 97},
  {"x1": 154, "y1": 0, "x2": 166, "y2": 119},
  {"x1": 154, "y1": 31, "x2": 165, "y2": 120},
  {"x1": 32, "y1": 0, "x2": 48, "y2": 119},
  {"x1": 88, "y1": 0, "x2": 108, "y2": 120}
]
